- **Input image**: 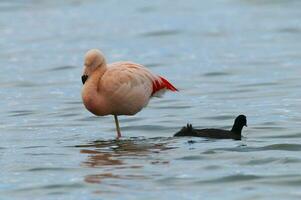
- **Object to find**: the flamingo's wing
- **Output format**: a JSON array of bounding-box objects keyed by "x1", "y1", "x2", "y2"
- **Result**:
[
  {"x1": 100, "y1": 62, "x2": 154, "y2": 114},
  {"x1": 102, "y1": 62, "x2": 154, "y2": 96},
  {"x1": 100, "y1": 62, "x2": 178, "y2": 114}
]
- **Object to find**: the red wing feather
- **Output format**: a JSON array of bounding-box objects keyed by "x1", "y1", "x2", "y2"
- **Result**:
[{"x1": 152, "y1": 76, "x2": 178, "y2": 95}]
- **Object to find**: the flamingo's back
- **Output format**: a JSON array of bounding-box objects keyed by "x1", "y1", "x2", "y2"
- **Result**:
[
  {"x1": 99, "y1": 62, "x2": 156, "y2": 115},
  {"x1": 99, "y1": 62, "x2": 177, "y2": 115}
]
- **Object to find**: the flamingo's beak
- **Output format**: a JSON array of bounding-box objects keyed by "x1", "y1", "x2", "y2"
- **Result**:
[{"x1": 82, "y1": 75, "x2": 88, "y2": 84}]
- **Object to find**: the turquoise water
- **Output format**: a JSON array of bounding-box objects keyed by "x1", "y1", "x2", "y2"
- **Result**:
[{"x1": 1, "y1": 0, "x2": 301, "y2": 199}]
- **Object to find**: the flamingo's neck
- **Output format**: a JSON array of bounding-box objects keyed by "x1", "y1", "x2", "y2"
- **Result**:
[
  {"x1": 82, "y1": 64, "x2": 110, "y2": 116},
  {"x1": 88, "y1": 64, "x2": 106, "y2": 87}
]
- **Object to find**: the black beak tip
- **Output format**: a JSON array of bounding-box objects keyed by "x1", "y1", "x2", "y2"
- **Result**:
[{"x1": 82, "y1": 75, "x2": 88, "y2": 84}]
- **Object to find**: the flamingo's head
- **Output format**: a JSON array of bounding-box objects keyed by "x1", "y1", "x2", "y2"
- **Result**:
[{"x1": 82, "y1": 49, "x2": 106, "y2": 84}]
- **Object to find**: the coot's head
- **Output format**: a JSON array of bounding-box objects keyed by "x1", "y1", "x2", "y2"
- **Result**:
[
  {"x1": 174, "y1": 124, "x2": 197, "y2": 137},
  {"x1": 236, "y1": 115, "x2": 247, "y2": 126},
  {"x1": 231, "y1": 115, "x2": 247, "y2": 134}
]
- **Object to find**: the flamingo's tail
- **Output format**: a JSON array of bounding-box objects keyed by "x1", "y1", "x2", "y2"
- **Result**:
[{"x1": 152, "y1": 76, "x2": 178, "y2": 97}]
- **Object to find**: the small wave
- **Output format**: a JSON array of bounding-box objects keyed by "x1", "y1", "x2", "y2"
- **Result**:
[
  {"x1": 27, "y1": 167, "x2": 72, "y2": 172},
  {"x1": 261, "y1": 133, "x2": 301, "y2": 139},
  {"x1": 213, "y1": 143, "x2": 301, "y2": 152},
  {"x1": 9, "y1": 110, "x2": 36, "y2": 117},
  {"x1": 260, "y1": 144, "x2": 301, "y2": 151},
  {"x1": 203, "y1": 72, "x2": 231, "y2": 77},
  {"x1": 144, "y1": 63, "x2": 163, "y2": 68},
  {"x1": 239, "y1": 82, "x2": 279, "y2": 88},
  {"x1": 197, "y1": 174, "x2": 261, "y2": 184},
  {"x1": 22, "y1": 145, "x2": 47, "y2": 149},
  {"x1": 49, "y1": 66, "x2": 77, "y2": 71},
  {"x1": 122, "y1": 125, "x2": 170, "y2": 131},
  {"x1": 243, "y1": 157, "x2": 301, "y2": 166},
  {"x1": 203, "y1": 115, "x2": 235, "y2": 120},
  {"x1": 176, "y1": 155, "x2": 205, "y2": 160},
  {"x1": 277, "y1": 27, "x2": 301, "y2": 34},
  {"x1": 139, "y1": 30, "x2": 182, "y2": 37}
]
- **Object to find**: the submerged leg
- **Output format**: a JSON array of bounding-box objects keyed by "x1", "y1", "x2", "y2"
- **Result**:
[{"x1": 114, "y1": 115, "x2": 121, "y2": 139}]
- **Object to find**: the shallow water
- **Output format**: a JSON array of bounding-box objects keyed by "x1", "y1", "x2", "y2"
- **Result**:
[{"x1": 1, "y1": 0, "x2": 301, "y2": 199}]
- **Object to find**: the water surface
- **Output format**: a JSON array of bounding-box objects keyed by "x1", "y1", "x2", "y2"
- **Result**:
[{"x1": 1, "y1": 0, "x2": 301, "y2": 199}]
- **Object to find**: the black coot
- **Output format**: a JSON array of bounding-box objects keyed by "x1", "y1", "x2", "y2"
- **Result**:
[{"x1": 174, "y1": 115, "x2": 247, "y2": 140}]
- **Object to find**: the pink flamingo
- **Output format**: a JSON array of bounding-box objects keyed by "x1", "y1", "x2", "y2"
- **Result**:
[{"x1": 81, "y1": 49, "x2": 178, "y2": 138}]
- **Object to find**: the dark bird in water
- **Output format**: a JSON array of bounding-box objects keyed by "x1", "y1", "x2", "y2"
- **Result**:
[{"x1": 174, "y1": 115, "x2": 247, "y2": 140}]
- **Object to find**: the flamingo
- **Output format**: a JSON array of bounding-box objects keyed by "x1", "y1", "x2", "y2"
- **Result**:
[{"x1": 81, "y1": 49, "x2": 178, "y2": 138}]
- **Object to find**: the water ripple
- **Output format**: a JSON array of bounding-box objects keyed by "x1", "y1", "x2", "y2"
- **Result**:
[
  {"x1": 139, "y1": 30, "x2": 182, "y2": 37},
  {"x1": 27, "y1": 167, "x2": 73, "y2": 172},
  {"x1": 243, "y1": 157, "x2": 301, "y2": 165},
  {"x1": 203, "y1": 72, "x2": 232, "y2": 77},
  {"x1": 49, "y1": 65, "x2": 77, "y2": 71},
  {"x1": 9, "y1": 110, "x2": 36, "y2": 117},
  {"x1": 197, "y1": 174, "x2": 261, "y2": 184},
  {"x1": 213, "y1": 143, "x2": 301, "y2": 152}
]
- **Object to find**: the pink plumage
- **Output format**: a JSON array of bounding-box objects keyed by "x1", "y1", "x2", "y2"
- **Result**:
[{"x1": 81, "y1": 49, "x2": 177, "y2": 138}]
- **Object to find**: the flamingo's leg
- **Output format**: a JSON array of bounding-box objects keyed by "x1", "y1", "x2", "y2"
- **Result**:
[{"x1": 114, "y1": 115, "x2": 121, "y2": 139}]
